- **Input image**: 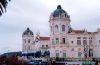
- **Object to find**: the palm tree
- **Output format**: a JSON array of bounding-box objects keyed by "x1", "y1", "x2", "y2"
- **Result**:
[{"x1": 0, "y1": 0, "x2": 11, "y2": 16}]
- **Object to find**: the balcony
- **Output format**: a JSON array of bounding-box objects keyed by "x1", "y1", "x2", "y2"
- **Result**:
[{"x1": 40, "y1": 47, "x2": 50, "y2": 49}]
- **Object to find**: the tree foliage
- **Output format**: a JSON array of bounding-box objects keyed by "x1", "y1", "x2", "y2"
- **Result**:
[
  {"x1": 0, "y1": 0, "x2": 11, "y2": 16},
  {"x1": 0, "y1": 56, "x2": 27, "y2": 65},
  {"x1": 35, "y1": 51, "x2": 42, "y2": 58}
]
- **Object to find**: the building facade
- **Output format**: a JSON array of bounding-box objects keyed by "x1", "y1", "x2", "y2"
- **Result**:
[{"x1": 22, "y1": 5, "x2": 100, "y2": 58}]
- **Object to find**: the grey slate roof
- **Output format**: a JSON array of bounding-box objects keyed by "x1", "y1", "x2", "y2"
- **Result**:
[
  {"x1": 23, "y1": 27, "x2": 33, "y2": 36},
  {"x1": 52, "y1": 5, "x2": 69, "y2": 18}
]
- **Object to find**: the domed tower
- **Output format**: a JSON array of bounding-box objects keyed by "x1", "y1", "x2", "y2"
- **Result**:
[
  {"x1": 22, "y1": 27, "x2": 34, "y2": 53},
  {"x1": 49, "y1": 5, "x2": 72, "y2": 57}
]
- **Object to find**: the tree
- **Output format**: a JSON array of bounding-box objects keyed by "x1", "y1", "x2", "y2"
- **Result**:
[
  {"x1": 0, "y1": 0, "x2": 11, "y2": 16},
  {"x1": 44, "y1": 51, "x2": 50, "y2": 57},
  {"x1": 35, "y1": 51, "x2": 42, "y2": 58},
  {"x1": 0, "y1": 56, "x2": 27, "y2": 65}
]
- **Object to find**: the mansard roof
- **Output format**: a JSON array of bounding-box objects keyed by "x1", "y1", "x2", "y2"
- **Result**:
[
  {"x1": 40, "y1": 37, "x2": 50, "y2": 40},
  {"x1": 51, "y1": 5, "x2": 70, "y2": 18},
  {"x1": 71, "y1": 30, "x2": 94, "y2": 34},
  {"x1": 23, "y1": 27, "x2": 33, "y2": 36},
  {"x1": 72, "y1": 30, "x2": 85, "y2": 33}
]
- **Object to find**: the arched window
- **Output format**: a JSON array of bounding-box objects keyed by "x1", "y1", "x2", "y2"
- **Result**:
[
  {"x1": 28, "y1": 39, "x2": 30, "y2": 43},
  {"x1": 62, "y1": 38, "x2": 65, "y2": 44},
  {"x1": 62, "y1": 25, "x2": 65, "y2": 31},
  {"x1": 55, "y1": 25, "x2": 58, "y2": 32},
  {"x1": 24, "y1": 39, "x2": 26, "y2": 43},
  {"x1": 56, "y1": 38, "x2": 59, "y2": 44}
]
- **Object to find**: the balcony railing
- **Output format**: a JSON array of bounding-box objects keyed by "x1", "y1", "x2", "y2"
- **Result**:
[{"x1": 40, "y1": 47, "x2": 50, "y2": 49}]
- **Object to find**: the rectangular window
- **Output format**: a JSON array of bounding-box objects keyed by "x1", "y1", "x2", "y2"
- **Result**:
[
  {"x1": 62, "y1": 38, "x2": 65, "y2": 44},
  {"x1": 56, "y1": 38, "x2": 59, "y2": 44},
  {"x1": 24, "y1": 39, "x2": 26, "y2": 43},
  {"x1": 71, "y1": 48, "x2": 74, "y2": 51},
  {"x1": 52, "y1": 39, "x2": 54, "y2": 44},
  {"x1": 46, "y1": 45, "x2": 48, "y2": 47},
  {"x1": 56, "y1": 53, "x2": 59, "y2": 57},
  {"x1": 78, "y1": 52, "x2": 82, "y2": 57},
  {"x1": 71, "y1": 41, "x2": 73, "y2": 44},
  {"x1": 89, "y1": 40, "x2": 92, "y2": 45},
  {"x1": 83, "y1": 40, "x2": 87, "y2": 45},
  {"x1": 63, "y1": 53, "x2": 66, "y2": 58},
  {"x1": 99, "y1": 40, "x2": 100, "y2": 44},
  {"x1": 83, "y1": 37, "x2": 87, "y2": 39},
  {"x1": 28, "y1": 46, "x2": 30, "y2": 50},
  {"x1": 77, "y1": 40, "x2": 81, "y2": 45},
  {"x1": 89, "y1": 48, "x2": 93, "y2": 57}
]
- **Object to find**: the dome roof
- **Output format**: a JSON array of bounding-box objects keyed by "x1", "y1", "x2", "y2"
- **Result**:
[
  {"x1": 52, "y1": 5, "x2": 69, "y2": 18},
  {"x1": 23, "y1": 27, "x2": 33, "y2": 36}
]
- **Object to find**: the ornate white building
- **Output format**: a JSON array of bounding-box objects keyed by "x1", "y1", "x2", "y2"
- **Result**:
[{"x1": 22, "y1": 5, "x2": 100, "y2": 58}]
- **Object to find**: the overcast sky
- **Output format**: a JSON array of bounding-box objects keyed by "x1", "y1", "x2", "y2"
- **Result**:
[{"x1": 0, "y1": 0, "x2": 100, "y2": 54}]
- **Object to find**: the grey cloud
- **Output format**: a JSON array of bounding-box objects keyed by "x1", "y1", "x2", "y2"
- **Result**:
[{"x1": 0, "y1": 0, "x2": 100, "y2": 54}]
